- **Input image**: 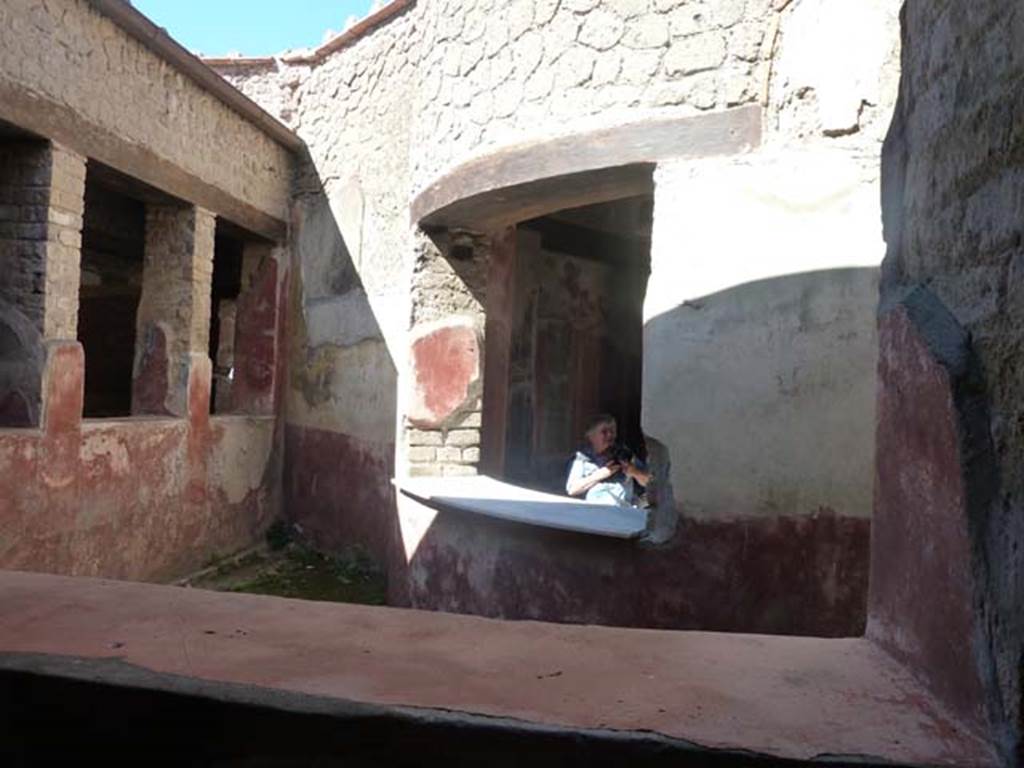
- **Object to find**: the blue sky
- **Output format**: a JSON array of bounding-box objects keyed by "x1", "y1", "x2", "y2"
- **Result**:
[{"x1": 133, "y1": 1, "x2": 377, "y2": 57}]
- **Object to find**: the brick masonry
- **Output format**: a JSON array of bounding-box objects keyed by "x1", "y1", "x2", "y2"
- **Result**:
[
  {"x1": 132, "y1": 205, "x2": 215, "y2": 417},
  {"x1": 0, "y1": 140, "x2": 85, "y2": 341},
  {"x1": 0, "y1": 139, "x2": 86, "y2": 426}
]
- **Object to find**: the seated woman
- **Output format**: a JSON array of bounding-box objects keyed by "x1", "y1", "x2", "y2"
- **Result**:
[{"x1": 565, "y1": 414, "x2": 651, "y2": 508}]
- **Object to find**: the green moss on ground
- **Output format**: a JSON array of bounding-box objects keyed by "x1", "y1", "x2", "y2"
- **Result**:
[
  {"x1": 188, "y1": 539, "x2": 386, "y2": 606},
  {"x1": 230, "y1": 545, "x2": 387, "y2": 605}
]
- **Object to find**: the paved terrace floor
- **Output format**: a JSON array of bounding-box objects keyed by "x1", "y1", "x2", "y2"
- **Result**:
[{"x1": 0, "y1": 570, "x2": 995, "y2": 766}]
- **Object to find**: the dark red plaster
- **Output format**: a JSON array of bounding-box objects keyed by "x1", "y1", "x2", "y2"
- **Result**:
[
  {"x1": 273, "y1": 261, "x2": 289, "y2": 417},
  {"x1": 39, "y1": 342, "x2": 84, "y2": 516},
  {"x1": 131, "y1": 324, "x2": 171, "y2": 416},
  {"x1": 480, "y1": 228, "x2": 516, "y2": 474},
  {"x1": 232, "y1": 257, "x2": 278, "y2": 414},
  {"x1": 284, "y1": 423, "x2": 406, "y2": 605},
  {"x1": 869, "y1": 295, "x2": 989, "y2": 732},
  {"x1": 408, "y1": 323, "x2": 479, "y2": 429},
  {"x1": 185, "y1": 355, "x2": 211, "y2": 507},
  {"x1": 406, "y1": 505, "x2": 869, "y2": 636},
  {"x1": 0, "y1": 346, "x2": 277, "y2": 582},
  {"x1": 42, "y1": 342, "x2": 85, "y2": 437}
]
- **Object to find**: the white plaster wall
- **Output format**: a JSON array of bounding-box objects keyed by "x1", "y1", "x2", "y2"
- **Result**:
[
  {"x1": 645, "y1": 150, "x2": 885, "y2": 319},
  {"x1": 643, "y1": 0, "x2": 901, "y2": 522}
]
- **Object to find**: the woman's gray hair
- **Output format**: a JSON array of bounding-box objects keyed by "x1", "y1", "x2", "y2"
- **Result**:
[{"x1": 584, "y1": 413, "x2": 616, "y2": 437}]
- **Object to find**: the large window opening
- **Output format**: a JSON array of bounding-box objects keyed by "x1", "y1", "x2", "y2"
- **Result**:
[
  {"x1": 497, "y1": 195, "x2": 652, "y2": 493},
  {"x1": 209, "y1": 219, "x2": 278, "y2": 416},
  {"x1": 209, "y1": 223, "x2": 244, "y2": 414},
  {"x1": 78, "y1": 164, "x2": 145, "y2": 418}
]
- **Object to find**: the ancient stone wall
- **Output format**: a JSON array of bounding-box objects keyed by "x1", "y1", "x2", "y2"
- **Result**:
[
  {"x1": 0, "y1": 141, "x2": 85, "y2": 342},
  {"x1": 0, "y1": 1, "x2": 295, "y2": 582},
  {"x1": 215, "y1": 8, "x2": 422, "y2": 593},
  {"x1": 0, "y1": 0, "x2": 293, "y2": 236},
  {"x1": 410, "y1": 0, "x2": 779, "y2": 191},
  {"x1": 0, "y1": 345, "x2": 280, "y2": 581},
  {"x1": 215, "y1": 0, "x2": 900, "y2": 630},
  {"x1": 0, "y1": 140, "x2": 86, "y2": 427},
  {"x1": 133, "y1": 206, "x2": 215, "y2": 417},
  {"x1": 878, "y1": 0, "x2": 1024, "y2": 761},
  {"x1": 0, "y1": 142, "x2": 53, "y2": 331}
]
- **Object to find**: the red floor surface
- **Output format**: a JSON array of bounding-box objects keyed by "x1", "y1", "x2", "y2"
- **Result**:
[{"x1": 0, "y1": 570, "x2": 996, "y2": 766}]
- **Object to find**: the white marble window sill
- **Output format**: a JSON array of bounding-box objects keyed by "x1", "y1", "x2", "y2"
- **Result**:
[{"x1": 395, "y1": 474, "x2": 648, "y2": 539}]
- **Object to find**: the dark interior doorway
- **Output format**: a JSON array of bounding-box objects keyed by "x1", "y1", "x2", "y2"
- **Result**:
[
  {"x1": 499, "y1": 195, "x2": 652, "y2": 492},
  {"x1": 209, "y1": 224, "x2": 244, "y2": 414},
  {"x1": 78, "y1": 169, "x2": 145, "y2": 418}
]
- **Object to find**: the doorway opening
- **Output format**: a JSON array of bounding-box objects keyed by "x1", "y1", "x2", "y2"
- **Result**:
[
  {"x1": 78, "y1": 165, "x2": 145, "y2": 418},
  {"x1": 496, "y1": 195, "x2": 652, "y2": 493}
]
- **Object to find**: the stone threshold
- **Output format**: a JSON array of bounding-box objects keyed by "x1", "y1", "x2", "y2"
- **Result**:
[{"x1": 0, "y1": 570, "x2": 996, "y2": 766}]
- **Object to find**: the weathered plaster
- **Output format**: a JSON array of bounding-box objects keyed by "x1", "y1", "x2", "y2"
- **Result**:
[
  {"x1": 879, "y1": 0, "x2": 1024, "y2": 759},
  {"x1": 209, "y1": 417, "x2": 276, "y2": 506},
  {"x1": 0, "y1": 301, "x2": 281, "y2": 580},
  {"x1": 0, "y1": 0, "x2": 294, "y2": 235},
  {"x1": 0, "y1": 569, "x2": 997, "y2": 767},
  {"x1": 645, "y1": 152, "x2": 884, "y2": 523},
  {"x1": 210, "y1": 0, "x2": 903, "y2": 633}
]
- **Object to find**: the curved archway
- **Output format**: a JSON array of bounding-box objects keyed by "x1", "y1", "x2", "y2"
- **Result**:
[{"x1": 411, "y1": 106, "x2": 761, "y2": 233}]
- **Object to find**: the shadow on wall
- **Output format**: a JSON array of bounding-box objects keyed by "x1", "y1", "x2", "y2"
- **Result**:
[
  {"x1": 402, "y1": 266, "x2": 880, "y2": 635},
  {"x1": 283, "y1": 152, "x2": 404, "y2": 603},
  {"x1": 644, "y1": 266, "x2": 880, "y2": 524}
]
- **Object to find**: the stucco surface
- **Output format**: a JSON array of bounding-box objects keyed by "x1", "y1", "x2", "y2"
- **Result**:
[
  {"x1": 0, "y1": 569, "x2": 997, "y2": 767},
  {"x1": 0, "y1": 346, "x2": 279, "y2": 581},
  {"x1": 870, "y1": 291, "x2": 991, "y2": 736},
  {"x1": 209, "y1": 0, "x2": 903, "y2": 629},
  {"x1": 644, "y1": 262, "x2": 879, "y2": 522},
  {"x1": 404, "y1": 498, "x2": 868, "y2": 636},
  {"x1": 880, "y1": 0, "x2": 1024, "y2": 759},
  {"x1": 641, "y1": 0, "x2": 899, "y2": 523},
  {"x1": 0, "y1": 0, "x2": 292, "y2": 227}
]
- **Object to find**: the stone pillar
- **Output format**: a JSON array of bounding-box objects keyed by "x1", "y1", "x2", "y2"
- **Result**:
[
  {"x1": 132, "y1": 205, "x2": 215, "y2": 417},
  {"x1": 0, "y1": 140, "x2": 85, "y2": 426},
  {"x1": 479, "y1": 227, "x2": 517, "y2": 475},
  {"x1": 41, "y1": 145, "x2": 87, "y2": 341}
]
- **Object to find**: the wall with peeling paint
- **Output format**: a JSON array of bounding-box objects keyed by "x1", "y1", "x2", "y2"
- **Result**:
[
  {"x1": 0, "y1": 345, "x2": 280, "y2": 580},
  {"x1": 211, "y1": 0, "x2": 901, "y2": 632},
  {"x1": 876, "y1": 0, "x2": 1024, "y2": 758}
]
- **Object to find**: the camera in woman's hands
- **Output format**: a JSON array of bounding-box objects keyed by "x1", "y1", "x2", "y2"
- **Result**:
[{"x1": 610, "y1": 443, "x2": 635, "y2": 465}]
